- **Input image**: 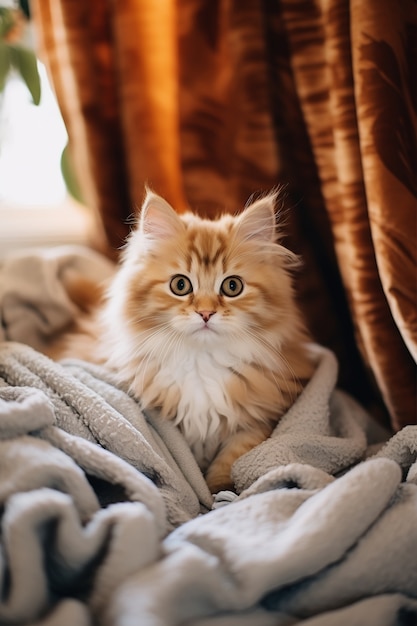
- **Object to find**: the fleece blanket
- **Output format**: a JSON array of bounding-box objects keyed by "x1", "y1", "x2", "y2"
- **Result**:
[{"x1": 0, "y1": 246, "x2": 416, "y2": 626}]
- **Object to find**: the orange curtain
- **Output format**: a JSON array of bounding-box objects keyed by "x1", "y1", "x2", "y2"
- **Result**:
[{"x1": 32, "y1": 0, "x2": 416, "y2": 430}]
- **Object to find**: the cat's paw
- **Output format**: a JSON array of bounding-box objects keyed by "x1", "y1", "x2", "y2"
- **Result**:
[{"x1": 205, "y1": 469, "x2": 234, "y2": 495}]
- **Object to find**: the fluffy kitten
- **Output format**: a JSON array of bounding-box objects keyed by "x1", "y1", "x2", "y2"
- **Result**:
[{"x1": 58, "y1": 190, "x2": 314, "y2": 493}]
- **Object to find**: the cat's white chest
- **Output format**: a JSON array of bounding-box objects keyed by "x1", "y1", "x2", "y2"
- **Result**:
[{"x1": 154, "y1": 351, "x2": 236, "y2": 468}]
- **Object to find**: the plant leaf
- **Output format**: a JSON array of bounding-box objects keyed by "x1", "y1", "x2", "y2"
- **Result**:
[
  {"x1": 61, "y1": 143, "x2": 84, "y2": 203},
  {"x1": 10, "y1": 44, "x2": 41, "y2": 104},
  {"x1": 0, "y1": 43, "x2": 11, "y2": 92}
]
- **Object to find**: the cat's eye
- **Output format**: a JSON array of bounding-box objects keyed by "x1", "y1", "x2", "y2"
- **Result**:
[
  {"x1": 220, "y1": 276, "x2": 244, "y2": 297},
  {"x1": 170, "y1": 274, "x2": 193, "y2": 296}
]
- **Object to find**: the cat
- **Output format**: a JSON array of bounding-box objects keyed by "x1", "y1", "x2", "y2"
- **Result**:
[{"x1": 55, "y1": 189, "x2": 315, "y2": 493}]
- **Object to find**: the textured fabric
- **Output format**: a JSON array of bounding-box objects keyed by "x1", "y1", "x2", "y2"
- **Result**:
[
  {"x1": 274, "y1": 0, "x2": 417, "y2": 429},
  {"x1": 0, "y1": 342, "x2": 417, "y2": 624},
  {"x1": 31, "y1": 1, "x2": 416, "y2": 429},
  {"x1": 0, "y1": 245, "x2": 115, "y2": 351}
]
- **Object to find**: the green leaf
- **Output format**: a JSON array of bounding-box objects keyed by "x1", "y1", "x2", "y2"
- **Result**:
[
  {"x1": 61, "y1": 143, "x2": 84, "y2": 204},
  {"x1": 10, "y1": 44, "x2": 41, "y2": 104},
  {"x1": 0, "y1": 43, "x2": 11, "y2": 92}
]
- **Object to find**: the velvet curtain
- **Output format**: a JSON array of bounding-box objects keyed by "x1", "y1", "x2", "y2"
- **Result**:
[{"x1": 32, "y1": 0, "x2": 416, "y2": 430}]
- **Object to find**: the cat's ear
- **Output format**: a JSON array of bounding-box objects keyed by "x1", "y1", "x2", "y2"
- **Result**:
[
  {"x1": 236, "y1": 192, "x2": 277, "y2": 242},
  {"x1": 139, "y1": 189, "x2": 184, "y2": 239}
]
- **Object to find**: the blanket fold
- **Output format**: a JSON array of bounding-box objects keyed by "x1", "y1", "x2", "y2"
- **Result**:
[
  {"x1": 232, "y1": 346, "x2": 373, "y2": 492},
  {"x1": 0, "y1": 246, "x2": 115, "y2": 351},
  {"x1": 108, "y1": 458, "x2": 417, "y2": 626}
]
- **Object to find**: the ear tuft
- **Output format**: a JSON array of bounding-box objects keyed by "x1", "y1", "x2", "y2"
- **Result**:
[
  {"x1": 140, "y1": 189, "x2": 184, "y2": 240},
  {"x1": 236, "y1": 191, "x2": 278, "y2": 242}
]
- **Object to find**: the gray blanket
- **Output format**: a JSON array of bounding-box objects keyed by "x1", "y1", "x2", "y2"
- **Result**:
[{"x1": 0, "y1": 247, "x2": 416, "y2": 626}]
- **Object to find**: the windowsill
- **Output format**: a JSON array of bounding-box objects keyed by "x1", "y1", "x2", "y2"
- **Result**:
[{"x1": 0, "y1": 197, "x2": 93, "y2": 260}]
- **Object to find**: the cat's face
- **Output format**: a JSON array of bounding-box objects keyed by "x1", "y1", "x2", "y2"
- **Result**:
[{"x1": 113, "y1": 191, "x2": 301, "y2": 358}]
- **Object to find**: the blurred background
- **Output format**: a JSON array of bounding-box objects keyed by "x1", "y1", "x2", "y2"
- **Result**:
[{"x1": 0, "y1": 0, "x2": 415, "y2": 431}]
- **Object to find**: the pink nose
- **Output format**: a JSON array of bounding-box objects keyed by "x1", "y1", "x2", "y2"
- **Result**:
[{"x1": 197, "y1": 310, "x2": 216, "y2": 323}]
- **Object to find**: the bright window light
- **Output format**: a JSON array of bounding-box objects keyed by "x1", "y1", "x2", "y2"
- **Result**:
[
  {"x1": 0, "y1": 61, "x2": 68, "y2": 208},
  {"x1": 0, "y1": 58, "x2": 91, "y2": 259}
]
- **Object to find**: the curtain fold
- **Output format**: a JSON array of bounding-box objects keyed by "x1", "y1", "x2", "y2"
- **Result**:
[
  {"x1": 111, "y1": 0, "x2": 187, "y2": 213},
  {"x1": 32, "y1": 0, "x2": 416, "y2": 429}
]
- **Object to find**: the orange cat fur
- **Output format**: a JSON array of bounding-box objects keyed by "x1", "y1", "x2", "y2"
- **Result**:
[{"x1": 54, "y1": 190, "x2": 315, "y2": 492}]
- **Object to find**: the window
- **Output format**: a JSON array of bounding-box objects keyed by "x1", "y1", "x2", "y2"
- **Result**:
[{"x1": 0, "y1": 5, "x2": 90, "y2": 259}]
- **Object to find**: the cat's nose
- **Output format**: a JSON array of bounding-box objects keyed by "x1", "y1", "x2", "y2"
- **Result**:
[{"x1": 197, "y1": 310, "x2": 216, "y2": 323}]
